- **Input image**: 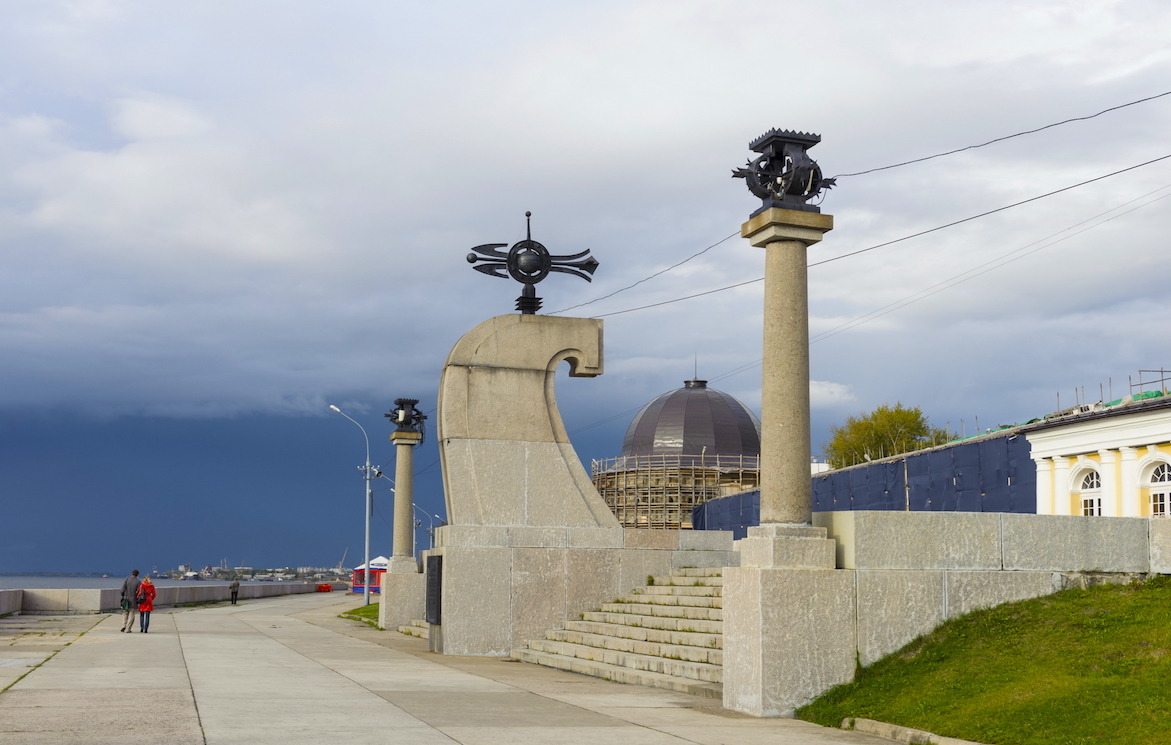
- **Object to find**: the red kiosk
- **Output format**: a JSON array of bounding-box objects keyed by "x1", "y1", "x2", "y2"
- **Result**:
[{"x1": 351, "y1": 556, "x2": 387, "y2": 595}]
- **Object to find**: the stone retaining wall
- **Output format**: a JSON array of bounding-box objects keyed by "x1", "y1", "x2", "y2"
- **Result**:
[
  {"x1": 812, "y1": 511, "x2": 1169, "y2": 666},
  {"x1": 14, "y1": 582, "x2": 325, "y2": 615},
  {"x1": 0, "y1": 589, "x2": 21, "y2": 616}
]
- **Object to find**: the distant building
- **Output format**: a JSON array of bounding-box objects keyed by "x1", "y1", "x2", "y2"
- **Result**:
[
  {"x1": 592, "y1": 379, "x2": 762, "y2": 529},
  {"x1": 694, "y1": 388, "x2": 1171, "y2": 535}
]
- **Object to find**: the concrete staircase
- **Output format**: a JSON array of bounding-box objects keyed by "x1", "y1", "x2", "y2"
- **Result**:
[
  {"x1": 397, "y1": 619, "x2": 429, "y2": 640},
  {"x1": 511, "y1": 568, "x2": 724, "y2": 698}
]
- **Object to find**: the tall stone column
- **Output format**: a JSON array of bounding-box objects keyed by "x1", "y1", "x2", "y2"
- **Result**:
[
  {"x1": 1098, "y1": 450, "x2": 1118, "y2": 517},
  {"x1": 389, "y1": 430, "x2": 422, "y2": 573},
  {"x1": 378, "y1": 401, "x2": 427, "y2": 635},
  {"x1": 724, "y1": 130, "x2": 851, "y2": 719},
  {"x1": 742, "y1": 208, "x2": 833, "y2": 524}
]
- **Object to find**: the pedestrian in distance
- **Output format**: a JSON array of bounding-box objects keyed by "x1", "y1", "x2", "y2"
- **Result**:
[
  {"x1": 119, "y1": 570, "x2": 141, "y2": 632},
  {"x1": 137, "y1": 576, "x2": 156, "y2": 633},
  {"x1": 229, "y1": 577, "x2": 240, "y2": 605}
]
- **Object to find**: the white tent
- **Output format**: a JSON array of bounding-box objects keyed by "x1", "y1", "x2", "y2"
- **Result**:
[{"x1": 353, "y1": 556, "x2": 388, "y2": 571}]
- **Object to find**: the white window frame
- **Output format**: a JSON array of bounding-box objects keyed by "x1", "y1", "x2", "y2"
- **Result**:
[
  {"x1": 1150, "y1": 462, "x2": 1171, "y2": 518},
  {"x1": 1079, "y1": 470, "x2": 1102, "y2": 517}
]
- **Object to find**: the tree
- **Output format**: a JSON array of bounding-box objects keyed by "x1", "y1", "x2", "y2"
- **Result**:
[{"x1": 821, "y1": 403, "x2": 951, "y2": 469}]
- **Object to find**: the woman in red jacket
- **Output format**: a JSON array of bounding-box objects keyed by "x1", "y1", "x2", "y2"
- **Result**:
[{"x1": 137, "y1": 576, "x2": 157, "y2": 633}]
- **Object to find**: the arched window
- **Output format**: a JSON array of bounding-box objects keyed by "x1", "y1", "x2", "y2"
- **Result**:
[
  {"x1": 1079, "y1": 470, "x2": 1102, "y2": 516},
  {"x1": 1151, "y1": 463, "x2": 1171, "y2": 518}
]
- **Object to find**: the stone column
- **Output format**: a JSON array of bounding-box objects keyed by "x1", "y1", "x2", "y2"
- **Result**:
[
  {"x1": 1033, "y1": 458, "x2": 1053, "y2": 514},
  {"x1": 1119, "y1": 447, "x2": 1140, "y2": 516},
  {"x1": 378, "y1": 430, "x2": 426, "y2": 635},
  {"x1": 1052, "y1": 457, "x2": 1072, "y2": 516},
  {"x1": 389, "y1": 430, "x2": 422, "y2": 573},
  {"x1": 1098, "y1": 450, "x2": 1118, "y2": 517},
  {"x1": 741, "y1": 208, "x2": 833, "y2": 525}
]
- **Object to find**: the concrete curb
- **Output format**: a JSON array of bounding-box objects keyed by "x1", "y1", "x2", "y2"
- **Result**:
[{"x1": 842, "y1": 717, "x2": 991, "y2": 745}]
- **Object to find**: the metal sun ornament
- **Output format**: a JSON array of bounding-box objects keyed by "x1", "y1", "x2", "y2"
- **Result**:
[
  {"x1": 386, "y1": 398, "x2": 427, "y2": 442},
  {"x1": 732, "y1": 129, "x2": 835, "y2": 216},
  {"x1": 466, "y1": 212, "x2": 599, "y2": 314}
]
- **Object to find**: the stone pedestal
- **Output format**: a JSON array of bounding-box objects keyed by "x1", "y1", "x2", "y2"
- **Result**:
[
  {"x1": 722, "y1": 525, "x2": 854, "y2": 717},
  {"x1": 741, "y1": 208, "x2": 832, "y2": 525},
  {"x1": 377, "y1": 571, "x2": 426, "y2": 632}
]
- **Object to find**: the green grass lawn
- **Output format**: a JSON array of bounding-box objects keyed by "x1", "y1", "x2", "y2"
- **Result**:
[
  {"x1": 339, "y1": 602, "x2": 380, "y2": 628},
  {"x1": 797, "y1": 576, "x2": 1171, "y2": 745}
]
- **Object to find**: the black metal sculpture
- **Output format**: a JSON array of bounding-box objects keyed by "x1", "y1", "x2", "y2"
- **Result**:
[
  {"x1": 466, "y1": 212, "x2": 599, "y2": 314},
  {"x1": 733, "y1": 129, "x2": 835, "y2": 215},
  {"x1": 386, "y1": 398, "x2": 427, "y2": 443}
]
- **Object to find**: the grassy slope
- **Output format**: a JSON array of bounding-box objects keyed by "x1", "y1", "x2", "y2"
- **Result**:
[
  {"x1": 797, "y1": 577, "x2": 1171, "y2": 745},
  {"x1": 339, "y1": 602, "x2": 380, "y2": 628}
]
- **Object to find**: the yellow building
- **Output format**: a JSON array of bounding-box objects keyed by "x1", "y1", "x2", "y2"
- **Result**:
[{"x1": 1029, "y1": 394, "x2": 1171, "y2": 517}]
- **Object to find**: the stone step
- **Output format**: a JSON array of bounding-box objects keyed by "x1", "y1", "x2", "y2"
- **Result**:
[
  {"x1": 639, "y1": 585, "x2": 722, "y2": 597},
  {"x1": 617, "y1": 593, "x2": 721, "y2": 608},
  {"x1": 582, "y1": 611, "x2": 723, "y2": 635},
  {"x1": 565, "y1": 620, "x2": 723, "y2": 650},
  {"x1": 649, "y1": 575, "x2": 724, "y2": 587},
  {"x1": 597, "y1": 602, "x2": 723, "y2": 621},
  {"x1": 526, "y1": 639, "x2": 723, "y2": 683},
  {"x1": 673, "y1": 568, "x2": 724, "y2": 577},
  {"x1": 511, "y1": 647, "x2": 722, "y2": 699},
  {"x1": 396, "y1": 619, "x2": 429, "y2": 639},
  {"x1": 547, "y1": 628, "x2": 723, "y2": 665}
]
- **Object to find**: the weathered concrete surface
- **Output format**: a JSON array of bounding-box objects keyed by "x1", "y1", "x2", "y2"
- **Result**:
[
  {"x1": 944, "y1": 571, "x2": 1055, "y2": 619},
  {"x1": 1150, "y1": 518, "x2": 1171, "y2": 573},
  {"x1": 0, "y1": 592, "x2": 896, "y2": 745},
  {"x1": 855, "y1": 571, "x2": 945, "y2": 667},
  {"x1": 437, "y1": 313, "x2": 617, "y2": 529},
  {"x1": 723, "y1": 567, "x2": 856, "y2": 717},
  {"x1": 0, "y1": 589, "x2": 19, "y2": 616},
  {"x1": 378, "y1": 571, "x2": 425, "y2": 632},
  {"x1": 391, "y1": 429, "x2": 422, "y2": 560},
  {"x1": 431, "y1": 531, "x2": 739, "y2": 655},
  {"x1": 1000, "y1": 513, "x2": 1149, "y2": 572},
  {"x1": 813, "y1": 511, "x2": 1001, "y2": 570}
]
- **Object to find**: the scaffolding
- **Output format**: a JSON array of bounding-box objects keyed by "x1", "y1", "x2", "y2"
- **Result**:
[{"x1": 591, "y1": 454, "x2": 761, "y2": 529}]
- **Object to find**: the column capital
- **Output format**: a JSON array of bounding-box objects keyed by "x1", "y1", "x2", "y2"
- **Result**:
[
  {"x1": 742, "y1": 208, "x2": 833, "y2": 249},
  {"x1": 390, "y1": 431, "x2": 423, "y2": 446}
]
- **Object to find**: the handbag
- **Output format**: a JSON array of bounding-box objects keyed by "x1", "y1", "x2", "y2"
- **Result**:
[{"x1": 120, "y1": 599, "x2": 131, "y2": 611}]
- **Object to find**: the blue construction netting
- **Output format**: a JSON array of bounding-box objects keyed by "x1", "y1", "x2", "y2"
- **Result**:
[{"x1": 694, "y1": 433, "x2": 1036, "y2": 533}]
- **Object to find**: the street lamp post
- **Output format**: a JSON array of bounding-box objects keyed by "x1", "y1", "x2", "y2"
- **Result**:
[{"x1": 329, "y1": 405, "x2": 379, "y2": 606}]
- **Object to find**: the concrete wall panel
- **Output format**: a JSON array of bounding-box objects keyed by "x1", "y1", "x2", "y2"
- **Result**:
[
  {"x1": 945, "y1": 571, "x2": 1055, "y2": 618},
  {"x1": 855, "y1": 571, "x2": 945, "y2": 667},
  {"x1": 1001, "y1": 514, "x2": 1149, "y2": 572}
]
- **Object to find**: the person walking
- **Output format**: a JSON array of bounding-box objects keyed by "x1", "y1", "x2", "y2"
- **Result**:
[
  {"x1": 136, "y1": 576, "x2": 157, "y2": 633},
  {"x1": 229, "y1": 577, "x2": 240, "y2": 605},
  {"x1": 119, "y1": 570, "x2": 141, "y2": 632}
]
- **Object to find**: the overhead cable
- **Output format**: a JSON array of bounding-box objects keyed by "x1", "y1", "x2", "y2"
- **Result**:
[
  {"x1": 834, "y1": 90, "x2": 1171, "y2": 178},
  {"x1": 591, "y1": 152, "x2": 1171, "y2": 318},
  {"x1": 548, "y1": 231, "x2": 739, "y2": 315}
]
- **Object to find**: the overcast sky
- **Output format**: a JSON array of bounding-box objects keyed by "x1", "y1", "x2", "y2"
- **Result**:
[{"x1": 3, "y1": 1, "x2": 1170, "y2": 573}]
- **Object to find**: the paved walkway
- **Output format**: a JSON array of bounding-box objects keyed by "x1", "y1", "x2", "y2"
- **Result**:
[{"x1": 0, "y1": 593, "x2": 892, "y2": 745}]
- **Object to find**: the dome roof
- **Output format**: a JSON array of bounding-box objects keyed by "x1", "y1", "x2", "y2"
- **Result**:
[{"x1": 620, "y1": 379, "x2": 761, "y2": 458}]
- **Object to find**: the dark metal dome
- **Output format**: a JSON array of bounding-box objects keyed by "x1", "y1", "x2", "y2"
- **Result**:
[{"x1": 620, "y1": 379, "x2": 761, "y2": 458}]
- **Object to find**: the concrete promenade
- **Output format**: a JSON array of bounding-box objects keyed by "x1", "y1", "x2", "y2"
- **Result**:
[{"x1": 0, "y1": 592, "x2": 891, "y2": 745}]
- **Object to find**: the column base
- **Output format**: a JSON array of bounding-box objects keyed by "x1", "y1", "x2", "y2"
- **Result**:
[{"x1": 387, "y1": 556, "x2": 421, "y2": 574}]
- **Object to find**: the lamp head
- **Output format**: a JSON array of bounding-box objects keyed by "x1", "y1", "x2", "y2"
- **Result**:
[{"x1": 329, "y1": 405, "x2": 341, "y2": 413}]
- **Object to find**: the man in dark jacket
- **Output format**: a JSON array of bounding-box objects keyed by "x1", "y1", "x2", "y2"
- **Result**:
[
  {"x1": 229, "y1": 578, "x2": 240, "y2": 605},
  {"x1": 120, "y1": 570, "x2": 141, "y2": 632}
]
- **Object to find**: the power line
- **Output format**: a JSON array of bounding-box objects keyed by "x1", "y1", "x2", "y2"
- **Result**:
[
  {"x1": 704, "y1": 183, "x2": 1171, "y2": 385},
  {"x1": 553, "y1": 91, "x2": 1171, "y2": 314},
  {"x1": 834, "y1": 90, "x2": 1171, "y2": 178},
  {"x1": 590, "y1": 152, "x2": 1171, "y2": 318},
  {"x1": 809, "y1": 152, "x2": 1171, "y2": 268},
  {"x1": 548, "y1": 231, "x2": 739, "y2": 315}
]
